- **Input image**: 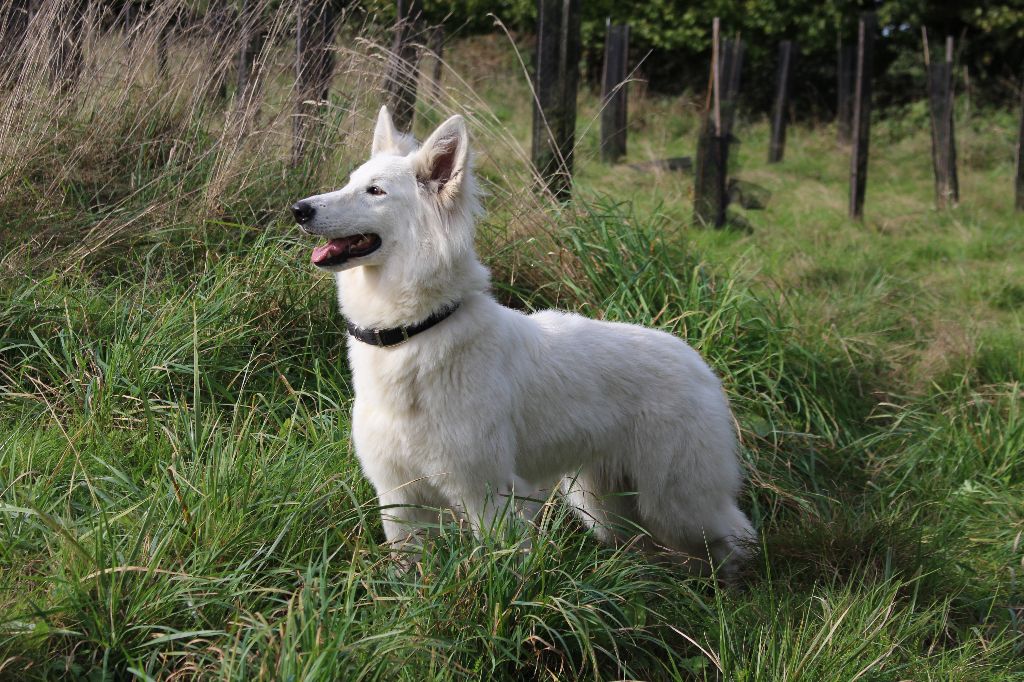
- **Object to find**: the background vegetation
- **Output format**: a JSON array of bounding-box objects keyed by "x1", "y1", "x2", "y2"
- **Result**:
[
  {"x1": 404, "y1": 0, "x2": 1024, "y2": 112},
  {"x1": 0, "y1": 1, "x2": 1022, "y2": 679}
]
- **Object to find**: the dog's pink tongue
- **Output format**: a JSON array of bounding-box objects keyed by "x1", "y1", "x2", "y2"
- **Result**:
[{"x1": 311, "y1": 237, "x2": 351, "y2": 265}]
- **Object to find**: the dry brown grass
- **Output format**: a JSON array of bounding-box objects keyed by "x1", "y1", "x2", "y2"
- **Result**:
[{"x1": 0, "y1": 0, "x2": 566, "y2": 275}]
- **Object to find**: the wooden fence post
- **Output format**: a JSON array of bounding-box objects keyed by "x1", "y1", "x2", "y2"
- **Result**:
[
  {"x1": 207, "y1": 1, "x2": 239, "y2": 99},
  {"x1": 53, "y1": 0, "x2": 87, "y2": 91},
  {"x1": 237, "y1": 0, "x2": 266, "y2": 97},
  {"x1": 720, "y1": 37, "x2": 744, "y2": 133},
  {"x1": 600, "y1": 20, "x2": 629, "y2": 163},
  {"x1": 694, "y1": 20, "x2": 743, "y2": 228},
  {"x1": 531, "y1": 0, "x2": 581, "y2": 199},
  {"x1": 694, "y1": 131, "x2": 729, "y2": 228},
  {"x1": 768, "y1": 40, "x2": 795, "y2": 163},
  {"x1": 925, "y1": 34, "x2": 959, "y2": 208},
  {"x1": 122, "y1": 1, "x2": 139, "y2": 48},
  {"x1": 1, "y1": 0, "x2": 28, "y2": 78},
  {"x1": 156, "y1": 14, "x2": 168, "y2": 79},
  {"x1": 837, "y1": 39, "x2": 855, "y2": 143},
  {"x1": 293, "y1": 0, "x2": 341, "y2": 165},
  {"x1": 2, "y1": 0, "x2": 29, "y2": 57},
  {"x1": 428, "y1": 24, "x2": 444, "y2": 99},
  {"x1": 209, "y1": 3, "x2": 233, "y2": 99},
  {"x1": 1016, "y1": 85, "x2": 1024, "y2": 211},
  {"x1": 2, "y1": 0, "x2": 28, "y2": 34},
  {"x1": 848, "y1": 12, "x2": 876, "y2": 220},
  {"x1": 383, "y1": 0, "x2": 420, "y2": 133}
]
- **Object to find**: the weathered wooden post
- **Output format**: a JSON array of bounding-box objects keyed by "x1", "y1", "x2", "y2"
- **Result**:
[
  {"x1": 531, "y1": 0, "x2": 581, "y2": 199},
  {"x1": 209, "y1": 3, "x2": 233, "y2": 99},
  {"x1": 428, "y1": 24, "x2": 444, "y2": 99},
  {"x1": 768, "y1": 40, "x2": 795, "y2": 163},
  {"x1": 600, "y1": 20, "x2": 629, "y2": 163},
  {"x1": 694, "y1": 133, "x2": 729, "y2": 228},
  {"x1": 837, "y1": 38, "x2": 855, "y2": 143},
  {"x1": 206, "y1": 3, "x2": 256, "y2": 101},
  {"x1": 2, "y1": 0, "x2": 28, "y2": 33},
  {"x1": 293, "y1": 1, "x2": 311, "y2": 164},
  {"x1": 1, "y1": 0, "x2": 28, "y2": 78},
  {"x1": 2, "y1": 0, "x2": 29, "y2": 54},
  {"x1": 694, "y1": 19, "x2": 725, "y2": 228},
  {"x1": 1016, "y1": 86, "x2": 1024, "y2": 212},
  {"x1": 383, "y1": 0, "x2": 420, "y2": 133},
  {"x1": 848, "y1": 13, "x2": 875, "y2": 220},
  {"x1": 293, "y1": 0, "x2": 341, "y2": 165},
  {"x1": 120, "y1": 1, "x2": 139, "y2": 50},
  {"x1": 720, "y1": 37, "x2": 744, "y2": 133},
  {"x1": 156, "y1": 14, "x2": 168, "y2": 79},
  {"x1": 694, "y1": 20, "x2": 743, "y2": 228},
  {"x1": 924, "y1": 33, "x2": 959, "y2": 207},
  {"x1": 237, "y1": 0, "x2": 266, "y2": 97},
  {"x1": 53, "y1": 0, "x2": 87, "y2": 92}
]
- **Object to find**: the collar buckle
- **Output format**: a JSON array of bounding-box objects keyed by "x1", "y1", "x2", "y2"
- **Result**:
[{"x1": 347, "y1": 301, "x2": 460, "y2": 349}]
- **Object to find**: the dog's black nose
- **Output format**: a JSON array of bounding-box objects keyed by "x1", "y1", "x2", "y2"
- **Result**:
[{"x1": 291, "y1": 201, "x2": 316, "y2": 225}]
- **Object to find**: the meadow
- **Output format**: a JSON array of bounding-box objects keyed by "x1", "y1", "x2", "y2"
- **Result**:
[{"x1": 1, "y1": 6, "x2": 1022, "y2": 680}]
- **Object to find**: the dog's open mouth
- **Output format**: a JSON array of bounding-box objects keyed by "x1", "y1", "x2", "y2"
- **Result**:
[{"x1": 311, "y1": 234, "x2": 381, "y2": 267}]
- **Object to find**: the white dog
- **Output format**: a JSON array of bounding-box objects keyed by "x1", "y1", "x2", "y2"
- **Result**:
[{"x1": 292, "y1": 107, "x2": 755, "y2": 574}]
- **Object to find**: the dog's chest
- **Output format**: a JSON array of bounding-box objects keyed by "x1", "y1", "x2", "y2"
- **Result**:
[
  {"x1": 349, "y1": 347, "x2": 439, "y2": 416},
  {"x1": 348, "y1": 347, "x2": 472, "y2": 476}
]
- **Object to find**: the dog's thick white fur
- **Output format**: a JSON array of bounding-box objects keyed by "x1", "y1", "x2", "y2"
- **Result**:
[{"x1": 296, "y1": 107, "x2": 756, "y2": 573}]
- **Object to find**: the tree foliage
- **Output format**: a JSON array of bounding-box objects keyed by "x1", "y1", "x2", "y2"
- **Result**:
[{"x1": 403, "y1": 0, "x2": 1024, "y2": 112}]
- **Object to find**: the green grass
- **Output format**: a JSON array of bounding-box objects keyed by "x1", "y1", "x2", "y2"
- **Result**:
[{"x1": 2, "y1": 12, "x2": 1023, "y2": 681}]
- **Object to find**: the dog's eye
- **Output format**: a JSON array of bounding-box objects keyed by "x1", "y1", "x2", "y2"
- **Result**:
[{"x1": 366, "y1": 185, "x2": 385, "y2": 196}]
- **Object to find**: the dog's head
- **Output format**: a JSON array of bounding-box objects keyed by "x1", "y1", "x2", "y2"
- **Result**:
[{"x1": 291, "y1": 107, "x2": 479, "y2": 278}]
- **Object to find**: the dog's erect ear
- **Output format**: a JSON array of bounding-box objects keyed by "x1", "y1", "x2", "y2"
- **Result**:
[
  {"x1": 414, "y1": 115, "x2": 469, "y2": 199},
  {"x1": 371, "y1": 106, "x2": 401, "y2": 156}
]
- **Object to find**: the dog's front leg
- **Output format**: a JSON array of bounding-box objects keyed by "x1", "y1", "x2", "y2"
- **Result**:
[
  {"x1": 458, "y1": 475, "x2": 546, "y2": 547},
  {"x1": 375, "y1": 485, "x2": 443, "y2": 567},
  {"x1": 510, "y1": 476, "x2": 548, "y2": 525},
  {"x1": 460, "y1": 489, "x2": 509, "y2": 539}
]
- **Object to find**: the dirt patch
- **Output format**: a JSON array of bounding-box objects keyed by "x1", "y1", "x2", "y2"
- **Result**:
[{"x1": 909, "y1": 320, "x2": 976, "y2": 389}]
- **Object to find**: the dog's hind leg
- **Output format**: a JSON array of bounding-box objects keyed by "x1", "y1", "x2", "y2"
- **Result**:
[
  {"x1": 656, "y1": 501, "x2": 756, "y2": 579},
  {"x1": 560, "y1": 468, "x2": 652, "y2": 549},
  {"x1": 706, "y1": 502, "x2": 757, "y2": 573},
  {"x1": 636, "y1": 481, "x2": 757, "y2": 578},
  {"x1": 615, "y1": 410, "x2": 756, "y2": 577}
]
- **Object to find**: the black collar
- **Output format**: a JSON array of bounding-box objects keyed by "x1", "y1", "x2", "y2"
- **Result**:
[{"x1": 346, "y1": 302, "x2": 461, "y2": 348}]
